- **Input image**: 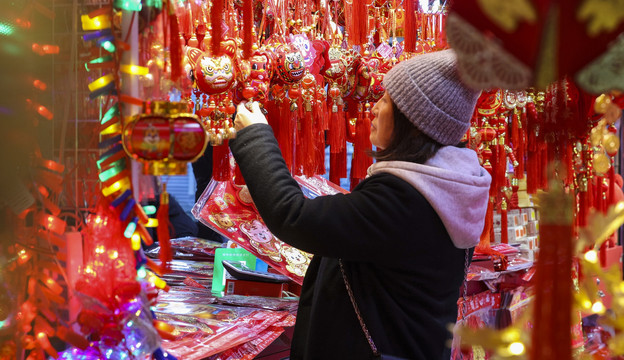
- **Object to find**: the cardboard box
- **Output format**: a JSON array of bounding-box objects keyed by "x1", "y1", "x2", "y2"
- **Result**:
[
  {"x1": 225, "y1": 279, "x2": 289, "y2": 298},
  {"x1": 521, "y1": 207, "x2": 537, "y2": 221},
  {"x1": 526, "y1": 220, "x2": 539, "y2": 236}
]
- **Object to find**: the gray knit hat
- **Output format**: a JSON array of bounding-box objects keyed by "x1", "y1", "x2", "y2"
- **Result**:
[{"x1": 383, "y1": 49, "x2": 481, "y2": 145}]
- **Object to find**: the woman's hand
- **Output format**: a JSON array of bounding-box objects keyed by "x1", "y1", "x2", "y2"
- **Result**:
[{"x1": 234, "y1": 101, "x2": 268, "y2": 131}]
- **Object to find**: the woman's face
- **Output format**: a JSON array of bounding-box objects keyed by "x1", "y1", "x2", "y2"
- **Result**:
[{"x1": 370, "y1": 91, "x2": 394, "y2": 150}]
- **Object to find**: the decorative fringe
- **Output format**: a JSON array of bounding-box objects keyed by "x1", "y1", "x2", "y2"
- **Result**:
[
  {"x1": 212, "y1": 141, "x2": 231, "y2": 181},
  {"x1": 404, "y1": 0, "x2": 416, "y2": 53},
  {"x1": 157, "y1": 185, "x2": 172, "y2": 273},
  {"x1": 211, "y1": 0, "x2": 224, "y2": 55},
  {"x1": 242, "y1": 0, "x2": 253, "y2": 58}
]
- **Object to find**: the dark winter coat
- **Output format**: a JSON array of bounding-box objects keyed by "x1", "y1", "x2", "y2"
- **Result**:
[{"x1": 229, "y1": 124, "x2": 491, "y2": 359}]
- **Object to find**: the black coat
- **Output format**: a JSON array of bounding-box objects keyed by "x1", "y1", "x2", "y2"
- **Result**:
[{"x1": 230, "y1": 124, "x2": 467, "y2": 360}]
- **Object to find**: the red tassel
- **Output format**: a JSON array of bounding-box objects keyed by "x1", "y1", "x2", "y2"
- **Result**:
[
  {"x1": 477, "y1": 199, "x2": 494, "y2": 251},
  {"x1": 242, "y1": 0, "x2": 253, "y2": 59},
  {"x1": 212, "y1": 141, "x2": 231, "y2": 181},
  {"x1": 501, "y1": 204, "x2": 508, "y2": 244},
  {"x1": 587, "y1": 172, "x2": 594, "y2": 211},
  {"x1": 353, "y1": 0, "x2": 368, "y2": 45},
  {"x1": 497, "y1": 144, "x2": 506, "y2": 191},
  {"x1": 314, "y1": 104, "x2": 326, "y2": 175},
  {"x1": 328, "y1": 100, "x2": 345, "y2": 151},
  {"x1": 301, "y1": 109, "x2": 316, "y2": 176},
  {"x1": 595, "y1": 176, "x2": 604, "y2": 213},
  {"x1": 578, "y1": 189, "x2": 587, "y2": 227},
  {"x1": 211, "y1": 0, "x2": 224, "y2": 55},
  {"x1": 351, "y1": 106, "x2": 372, "y2": 179},
  {"x1": 157, "y1": 185, "x2": 172, "y2": 273},
  {"x1": 539, "y1": 145, "x2": 547, "y2": 190},
  {"x1": 510, "y1": 111, "x2": 519, "y2": 150},
  {"x1": 329, "y1": 147, "x2": 347, "y2": 185},
  {"x1": 517, "y1": 109, "x2": 526, "y2": 179},
  {"x1": 404, "y1": 0, "x2": 416, "y2": 53},
  {"x1": 169, "y1": 12, "x2": 182, "y2": 81},
  {"x1": 234, "y1": 163, "x2": 245, "y2": 185},
  {"x1": 277, "y1": 100, "x2": 294, "y2": 171}
]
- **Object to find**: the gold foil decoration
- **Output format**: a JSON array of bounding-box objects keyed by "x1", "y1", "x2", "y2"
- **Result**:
[
  {"x1": 577, "y1": 0, "x2": 624, "y2": 36},
  {"x1": 476, "y1": 0, "x2": 537, "y2": 32}
]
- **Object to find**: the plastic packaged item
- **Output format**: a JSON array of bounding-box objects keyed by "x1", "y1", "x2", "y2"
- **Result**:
[{"x1": 192, "y1": 175, "x2": 347, "y2": 284}]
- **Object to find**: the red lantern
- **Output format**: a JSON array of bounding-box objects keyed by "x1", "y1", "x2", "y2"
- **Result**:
[{"x1": 123, "y1": 101, "x2": 208, "y2": 175}]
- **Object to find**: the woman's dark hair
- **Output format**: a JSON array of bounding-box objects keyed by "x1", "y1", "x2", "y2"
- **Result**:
[{"x1": 370, "y1": 102, "x2": 443, "y2": 164}]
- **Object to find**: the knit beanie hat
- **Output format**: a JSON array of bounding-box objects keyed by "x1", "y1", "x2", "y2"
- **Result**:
[{"x1": 383, "y1": 49, "x2": 481, "y2": 145}]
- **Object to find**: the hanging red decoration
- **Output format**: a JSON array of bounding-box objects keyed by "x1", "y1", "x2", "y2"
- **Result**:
[{"x1": 122, "y1": 101, "x2": 208, "y2": 175}]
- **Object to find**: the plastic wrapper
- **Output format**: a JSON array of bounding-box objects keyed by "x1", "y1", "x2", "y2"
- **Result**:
[
  {"x1": 157, "y1": 287, "x2": 217, "y2": 304},
  {"x1": 145, "y1": 236, "x2": 224, "y2": 260},
  {"x1": 215, "y1": 294, "x2": 299, "y2": 311},
  {"x1": 192, "y1": 175, "x2": 347, "y2": 284},
  {"x1": 467, "y1": 256, "x2": 533, "y2": 282},
  {"x1": 208, "y1": 326, "x2": 285, "y2": 360},
  {"x1": 160, "y1": 307, "x2": 291, "y2": 360}
]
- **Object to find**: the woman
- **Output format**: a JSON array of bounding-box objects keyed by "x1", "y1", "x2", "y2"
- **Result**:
[{"x1": 229, "y1": 49, "x2": 491, "y2": 359}]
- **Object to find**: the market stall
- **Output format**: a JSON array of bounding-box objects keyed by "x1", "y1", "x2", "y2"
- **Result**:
[{"x1": 2, "y1": 0, "x2": 624, "y2": 359}]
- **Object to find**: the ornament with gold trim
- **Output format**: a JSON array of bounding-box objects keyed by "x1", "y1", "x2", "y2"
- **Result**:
[{"x1": 123, "y1": 101, "x2": 208, "y2": 175}]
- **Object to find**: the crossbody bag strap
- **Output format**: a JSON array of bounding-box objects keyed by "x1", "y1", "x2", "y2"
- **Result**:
[
  {"x1": 460, "y1": 248, "x2": 471, "y2": 319},
  {"x1": 338, "y1": 259, "x2": 380, "y2": 357}
]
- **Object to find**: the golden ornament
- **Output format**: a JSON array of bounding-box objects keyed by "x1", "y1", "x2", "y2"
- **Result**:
[
  {"x1": 604, "y1": 133, "x2": 620, "y2": 156},
  {"x1": 594, "y1": 93, "x2": 612, "y2": 114},
  {"x1": 590, "y1": 126, "x2": 603, "y2": 146},
  {"x1": 593, "y1": 152, "x2": 611, "y2": 176}
]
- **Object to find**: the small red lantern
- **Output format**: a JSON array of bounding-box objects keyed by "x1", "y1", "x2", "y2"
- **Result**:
[{"x1": 123, "y1": 101, "x2": 208, "y2": 175}]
